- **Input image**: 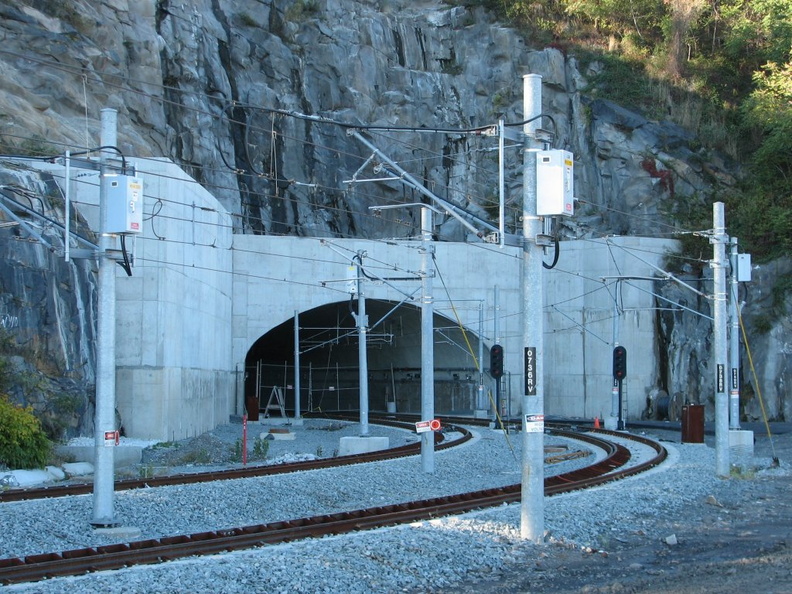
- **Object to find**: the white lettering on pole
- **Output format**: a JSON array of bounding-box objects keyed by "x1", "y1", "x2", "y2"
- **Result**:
[{"x1": 524, "y1": 347, "x2": 537, "y2": 396}]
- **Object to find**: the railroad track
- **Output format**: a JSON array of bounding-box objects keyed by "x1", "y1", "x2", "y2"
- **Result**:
[
  {"x1": 0, "y1": 416, "x2": 462, "y2": 503},
  {"x1": 0, "y1": 422, "x2": 666, "y2": 585}
]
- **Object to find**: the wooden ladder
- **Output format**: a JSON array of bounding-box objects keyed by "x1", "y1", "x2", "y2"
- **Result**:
[{"x1": 263, "y1": 386, "x2": 287, "y2": 419}]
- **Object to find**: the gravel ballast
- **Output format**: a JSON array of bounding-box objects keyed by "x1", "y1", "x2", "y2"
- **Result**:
[{"x1": 1, "y1": 420, "x2": 789, "y2": 593}]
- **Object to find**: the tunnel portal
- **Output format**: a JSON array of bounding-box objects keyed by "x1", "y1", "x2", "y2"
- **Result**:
[{"x1": 244, "y1": 299, "x2": 497, "y2": 419}]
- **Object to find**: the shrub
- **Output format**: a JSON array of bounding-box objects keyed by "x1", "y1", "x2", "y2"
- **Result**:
[{"x1": 0, "y1": 395, "x2": 51, "y2": 469}]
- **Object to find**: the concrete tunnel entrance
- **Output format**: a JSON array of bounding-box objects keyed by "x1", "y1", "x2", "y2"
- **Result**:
[{"x1": 244, "y1": 299, "x2": 499, "y2": 419}]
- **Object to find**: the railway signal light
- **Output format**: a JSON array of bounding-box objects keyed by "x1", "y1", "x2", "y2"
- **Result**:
[
  {"x1": 490, "y1": 344, "x2": 504, "y2": 379},
  {"x1": 613, "y1": 345, "x2": 627, "y2": 380}
]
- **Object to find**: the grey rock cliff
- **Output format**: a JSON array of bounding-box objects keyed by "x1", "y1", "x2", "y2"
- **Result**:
[{"x1": 0, "y1": 0, "x2": 784, "y2": 428}]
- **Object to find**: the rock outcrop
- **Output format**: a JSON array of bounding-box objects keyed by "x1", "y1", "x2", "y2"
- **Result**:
[{"x1": 0, "y1": 0, "x2": 785, "y2": 428}]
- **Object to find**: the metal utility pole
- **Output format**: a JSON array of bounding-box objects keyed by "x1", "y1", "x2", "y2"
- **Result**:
[
  {"x1": 609, "y1": 283, "x2": 621, "y2": 430},
  {"x1": 354, "y1": 252, "x2": 369, "y2": 436},
  {"x1": 92, "y1": 108, "x2": 118, "y2": 527},
  {"x1": 521, "y1": 73, "x2": 545, "y2": 542},
  {"x1": 729, "y1": 238, "x2": 741, "y2": 429},
  {"x1": 420, "y1": 206, "x2": 435, "y2": 473},
  {"x1": 294, "y1": 310, "x2": 301, "y2": 422},
  {"x1": 712, "y1": 202, "x2": 729, "y2": 477},
  {"x1": 477, "y1": 301, "x2": 485, "y2": 415},
  {"x1": 493, "y1": 286, "x2": 504, "y2": 422}
]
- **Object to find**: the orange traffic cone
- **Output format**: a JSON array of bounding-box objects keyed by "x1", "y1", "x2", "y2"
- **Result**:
[{"x1": 594, "y1": 416, "x2": 601, "y2": 429}]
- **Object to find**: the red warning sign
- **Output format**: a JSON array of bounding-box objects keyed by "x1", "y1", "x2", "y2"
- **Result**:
[{"x1": 415, "y1": 419, "x2": 442, "y2": 433}]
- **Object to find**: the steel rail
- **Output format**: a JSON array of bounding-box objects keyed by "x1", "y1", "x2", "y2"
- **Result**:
[
  {"x1": 0, "y1": 418, "x2": 466, "y2": 503},
  {"x1": 0, "y1": 428, "x2": 666, "y2": 585}
]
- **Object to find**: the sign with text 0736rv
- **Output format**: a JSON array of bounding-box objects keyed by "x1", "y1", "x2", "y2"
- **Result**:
[{"x1": 524, "y1": 347, "x2": 537, "y2": 396}]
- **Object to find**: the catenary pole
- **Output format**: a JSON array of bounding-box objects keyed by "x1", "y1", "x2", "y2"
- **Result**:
[
  {"x1": 421, "y1": 206, "x2": 435, "y2": 473},
  {"x1": 494, "y1": 285, "x2": 502, "y2": 419},
  {"x1": 729, "y1": 238, "x2": 741, "y2": 429},
  {"x1": 713, "y1": 202, "x2": 729, "y2": 476},
  {"x1": 92, "y1": 108, "x2": 118, "y2": 527},
  {"x1": 355, "y1": 252, "x2": 369, "y2": 436},
  {"x1": 521, "y1": 74, "x2": 545, "y2": 542},
  {"x1": 478, "y1": 301, "x2": 484, "y2": 413},
  {"x1": 609, "y1": 281, "x2": 621, "y2": 430},
  {"x1": 294, "y1": 310, "x2": 301, "y2": 422}
]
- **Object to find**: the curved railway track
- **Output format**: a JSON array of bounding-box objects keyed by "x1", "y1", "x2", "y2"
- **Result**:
[
  {"x1": 0, "y1": 416, "x2": 461, "y2": 503},
  {"x1": 0, "y1": 418, "x2": 667, "y2": 585}
]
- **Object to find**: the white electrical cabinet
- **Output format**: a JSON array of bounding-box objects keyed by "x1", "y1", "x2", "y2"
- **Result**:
[
  {"x1": 536, "y1": 149, "x2": 574, "y2": 216},
  {"x1": 105, "y1": 175, "x2": 143, "y2": 234},
  {"x1": 737, "y1": 253, "x2": 752, "y2": 282}
]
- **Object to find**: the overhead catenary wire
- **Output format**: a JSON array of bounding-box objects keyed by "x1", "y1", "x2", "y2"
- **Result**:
[{"x1": 3, "y1": 139, "x2": 716, "y2": 336}]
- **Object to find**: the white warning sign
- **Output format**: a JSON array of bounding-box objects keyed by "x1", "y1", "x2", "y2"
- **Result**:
[{"x1": 524, "y1": 414, "x2": 544, "y2": 433}]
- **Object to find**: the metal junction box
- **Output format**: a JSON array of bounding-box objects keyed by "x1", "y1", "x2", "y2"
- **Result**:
[
  {"x1": 737, "y1": 253, "x2": 752, "y2": 282},
  {"x1": 536, "y1": 150, "x2": 574, "y2": 216},
  {"x1": 105, "y1": 175, "x2": 143, "y2": 234}
]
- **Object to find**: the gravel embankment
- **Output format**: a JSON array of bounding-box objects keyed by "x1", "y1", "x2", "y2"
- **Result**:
[{"x1": 1, "y1": 420, "x2": 788, "y2": 593}]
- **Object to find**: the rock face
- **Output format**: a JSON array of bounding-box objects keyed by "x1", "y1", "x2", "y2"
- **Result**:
[
  {"x1": 0, "y1": 163, "x2": 98, "y2": 438},
  {"x1": 0, "y1": 0, "x2": 785, "y2": 427}
]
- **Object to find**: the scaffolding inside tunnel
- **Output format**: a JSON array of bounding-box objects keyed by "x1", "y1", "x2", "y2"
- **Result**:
[{"x1": 246, "y1": 360, "x2": 499, "y2": 418}]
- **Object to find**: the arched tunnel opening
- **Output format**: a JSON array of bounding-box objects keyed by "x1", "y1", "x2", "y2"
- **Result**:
[{"x1": 244, "y1": 299, "x2": 496, "y2": 418}]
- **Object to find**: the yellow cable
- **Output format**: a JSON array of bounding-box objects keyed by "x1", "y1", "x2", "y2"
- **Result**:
[
  {"x1": 433, "y1": 256, "x2": 517, "y2": 459},
  {"x1": 737, "y1": 300, "x2": 777, "y2": 460}
]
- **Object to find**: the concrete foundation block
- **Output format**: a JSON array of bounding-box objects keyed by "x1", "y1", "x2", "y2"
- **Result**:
[
  {"x1": 729, "y1": 429, "x2": 754, "y2": 469},
  {"x1": 56, "y1": 445, "x2": 145, "y2": 468},
  {"x1": 338, "y1": 436, "x2": 390, "y2": 456},
  {"x1": 259, "y1": 417, "x2": 304, "y2": 427},
  {"x1": 261, "y1": 430, "x2": 297, "y2": 441},
  {"x1": 46, "y1": 465, "x2": 66, "y2": 481},
  {"x1": 3, "y1": 469, "x2": 52, "y2": 488},
  {"x1": 62, "y1": 462, "x2": 94, "y2": 477},
  {"x1": 94, "y1": 526, "x2": 143, "y2": 539}
]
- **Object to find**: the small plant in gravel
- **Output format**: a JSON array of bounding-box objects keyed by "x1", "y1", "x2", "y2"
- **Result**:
[
  {"x1": 730, "y1": 466, "x2": 756, "y2": 479},
  {"x1": 232, "y1": 439, "x2": 243, "y2": 462},
  {"x1": 178, "y1": 449, "x2": 210, "y2": 465},
  {"x1": 252, "y1": 438, "x2": 269, "y2": 460}
]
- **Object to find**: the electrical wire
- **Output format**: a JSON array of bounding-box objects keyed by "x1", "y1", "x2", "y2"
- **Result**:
[
  {"x1": 542, "y1": 234, "x2": 560, "y2": 269},
  {"x1": 0, "y1": 45, "x2": 520, "y2": 236},
  {"x1": 2, "y1": 155, "x2": 711, "y2": 332},
  {"x1": 118, "y1": 234, "x2": 133, "y2": 276}
]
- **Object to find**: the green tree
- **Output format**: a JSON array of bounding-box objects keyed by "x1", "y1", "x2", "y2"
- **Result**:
[
  {"x1": 730, "y1": 59, "x2": 792, "y2": 258},
  {"x1": 0, "y1": 394, "x2": 51, "y2": 469}
]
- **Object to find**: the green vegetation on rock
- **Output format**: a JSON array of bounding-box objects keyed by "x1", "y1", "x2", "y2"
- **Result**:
[{"x1": 0, "y1": 393, "x2": 51, "y2": 469}]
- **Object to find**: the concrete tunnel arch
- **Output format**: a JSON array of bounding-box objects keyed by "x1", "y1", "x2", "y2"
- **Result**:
[{"x1": 244, "y1": 299, "x2": 498, "y2": 419}]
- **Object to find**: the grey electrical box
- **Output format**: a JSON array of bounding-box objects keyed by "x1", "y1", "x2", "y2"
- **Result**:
[
  {"x1": 105, "y1": 175, "x2": 143, "y2": 234},
  {"x1": 347, "y1": 265, "x2": 358, "y2": 294},
  {"x1": 737, "y1": 253, "x2": 752, "y2": 282},
  {"x1": 536, "y1": 150, "x2": 574, "y2": 216}
]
